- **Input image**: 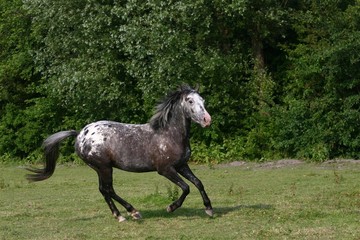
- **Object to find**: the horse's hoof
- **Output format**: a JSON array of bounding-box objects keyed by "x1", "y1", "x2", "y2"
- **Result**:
[
  {"x1": 205, "y1": 209, "x2": 214, "y2": 217},
  {"x1": 130, "y1": 211, "x2": 142, "y2": 220},
  {"x1": 117, "y1": 215, "x2": 127, "y2": 222},
  {"x1": 166, "y1": 205, "x2": 173, "y2": 213}
]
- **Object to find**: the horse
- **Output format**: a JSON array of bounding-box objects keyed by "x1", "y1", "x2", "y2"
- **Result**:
[{"x1": 27, "y1": 85, "x2": 213, "y2": 222}]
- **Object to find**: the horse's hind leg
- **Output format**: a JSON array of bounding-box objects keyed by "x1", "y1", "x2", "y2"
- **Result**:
[
  {"x1": 177, "y1": 164, "x2": 213, "y2": 217},
  {"x1": 96, "y1": 167, "x2": 141, "y2": 221}
]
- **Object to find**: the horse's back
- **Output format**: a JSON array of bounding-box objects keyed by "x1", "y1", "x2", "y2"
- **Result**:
[{"x1": 75, "y1": 121, "x2": 155, "y2": 171}]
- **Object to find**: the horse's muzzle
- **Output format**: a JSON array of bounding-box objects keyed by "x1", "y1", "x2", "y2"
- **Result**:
[{"x1": 202, "y1": 111, "x2": 212, "y2": 127}]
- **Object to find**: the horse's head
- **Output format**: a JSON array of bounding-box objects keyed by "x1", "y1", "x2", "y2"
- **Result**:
[
  {"x1": 181, "y1": 91, "x2": 211, "y2": 128},
  {"x1": 149, "y1": 85, "x2": 212, "y2": 130}
]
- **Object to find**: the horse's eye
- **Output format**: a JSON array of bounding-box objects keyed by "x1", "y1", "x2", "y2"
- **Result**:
[{"x1": 189, "y1": 100, "x2": 194, "y2": 104}]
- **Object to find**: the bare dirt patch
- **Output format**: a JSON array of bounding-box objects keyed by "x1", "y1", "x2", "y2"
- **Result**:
[
  {"x1": 322, "y1": 159, "x2": 360, "y2": 164},
  {"x1": 257, "y1": 159, "x2": 304, "y2": 169},
  {"x1": 318, "y1": 159, "x2": 360, "y2": 169},
  {"x1": 220, "y1": 159, "x2": 359, "y2": 169}
]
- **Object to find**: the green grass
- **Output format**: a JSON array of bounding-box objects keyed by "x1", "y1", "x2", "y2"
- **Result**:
[{"x1": 1, "y1": 162, "x2": 360, "y2": 239}]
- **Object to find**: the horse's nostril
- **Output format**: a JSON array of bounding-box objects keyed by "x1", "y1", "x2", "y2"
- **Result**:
[{"x1": 202, "y1": 111, "x2": 211, "y2": 127}]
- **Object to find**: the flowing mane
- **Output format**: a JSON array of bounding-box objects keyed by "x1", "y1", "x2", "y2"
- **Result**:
[{"x1": 149, "y1": 85, "x2": 196, "y2": 130}]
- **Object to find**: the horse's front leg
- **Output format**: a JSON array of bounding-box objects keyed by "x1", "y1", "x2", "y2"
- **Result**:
[
  {"x1": 177, "y1": 164, "x2": 213, "y2": 217},
  {"x1": 158, "y1": 166, "x2": 190, "y2": 213}
]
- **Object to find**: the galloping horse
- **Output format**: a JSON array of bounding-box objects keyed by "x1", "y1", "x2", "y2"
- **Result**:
[{"x1": 27, "y1": 85, "x2": 213, "y2": 222}]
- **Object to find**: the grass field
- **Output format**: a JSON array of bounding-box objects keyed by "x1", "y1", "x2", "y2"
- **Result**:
[{"x1": 1, "y1": 161, "x2": 360, "y2": 239}]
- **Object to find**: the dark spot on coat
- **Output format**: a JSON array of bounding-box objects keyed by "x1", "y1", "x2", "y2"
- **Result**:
[
  {"x1": 91, "y1": 132, "x2": 95, "y2": 135},
  {"x1": 84, "y1": 129, "x2": 89, "y2": 135},
  {"x1": 83, "y1": 144, "x2": 91, "y2": 154},
  {"x1": 103, "y1": 137, "x2": 107, "y2": 142}
]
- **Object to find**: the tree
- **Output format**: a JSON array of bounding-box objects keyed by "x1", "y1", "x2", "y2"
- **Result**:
[
  {"x1": 0, "y1": 0, "x2": 42, "y2": 158},
  {"x1": 3, "y1": 0, "x2": 359, "y2": 162},
  {"x1": 24, "y1": 0, "x2": 145, "y2": 125},
  {"x1": 272, "y1": 0, "x2": 360, "y2": 160}
]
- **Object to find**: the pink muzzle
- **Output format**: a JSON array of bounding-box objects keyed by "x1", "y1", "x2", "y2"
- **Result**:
[{"x1": 202, "y1": 111, "x2": 212, "y2": 127}]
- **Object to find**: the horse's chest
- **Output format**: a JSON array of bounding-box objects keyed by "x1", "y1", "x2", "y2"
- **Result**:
[{"x1": 152, "y1": 137, "x2": 189, "y2": 165}]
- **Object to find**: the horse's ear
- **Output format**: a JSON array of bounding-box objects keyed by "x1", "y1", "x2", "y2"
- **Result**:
[{"x1": 194, "y1": 84, "x2": 200, "y2": 92}]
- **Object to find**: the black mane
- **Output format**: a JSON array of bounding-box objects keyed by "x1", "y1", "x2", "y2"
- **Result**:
[{"x1": 149, "y1": 85, "x2": 197, "y2": 130}]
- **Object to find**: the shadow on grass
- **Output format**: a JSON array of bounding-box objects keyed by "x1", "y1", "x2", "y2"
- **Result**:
[
  {"x1": 138, "y1": 203, "x2": 274, "y2": 220},
  {"x1": 70, "y1": 204, "x2": 274, "y2": 223},
  {"x1": 216, "y1": 203, "x2": 274, "y2": 216}
]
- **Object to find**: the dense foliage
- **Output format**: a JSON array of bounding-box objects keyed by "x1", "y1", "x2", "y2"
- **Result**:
[{"x1": 1, "y1": 0, "x2": 359, "y2": 162}]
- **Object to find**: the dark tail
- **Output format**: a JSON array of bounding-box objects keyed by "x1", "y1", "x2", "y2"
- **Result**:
[{"x1": 26, "y1": 130, "x2": 78, "y2": 182}]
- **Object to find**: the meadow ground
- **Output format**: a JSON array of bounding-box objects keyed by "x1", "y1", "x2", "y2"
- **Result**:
[{"x1": 0, "y1": 160, "x2": 359, "y2": 239}]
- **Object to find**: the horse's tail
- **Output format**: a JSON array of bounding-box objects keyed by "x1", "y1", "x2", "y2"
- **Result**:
[{"x1": 26, "y1": 130, "x2": 78, "y2": 182}]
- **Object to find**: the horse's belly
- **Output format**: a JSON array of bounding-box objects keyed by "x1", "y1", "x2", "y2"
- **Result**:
[
  {"x1": 110, "y1": 146, "x2": 155, "y2": 172},
  {"x1": 114, "y1": 160, "x2": 155, "y2": 172}
]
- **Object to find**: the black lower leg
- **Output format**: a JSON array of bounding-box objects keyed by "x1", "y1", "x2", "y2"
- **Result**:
[
  {"x1": 97, "y1": 167, "x2": 136, "y2": 221},
  {"x1": 103, "y1": 195, "x2": 121, "y2": 218},
  {"x1": 167, "y1": 181, "x2": 189, "y2": 212},
  {"x1": 178, "y1": 164, "x2": 213, "y2": 214},
  {"x1": 158, "y1": 167, "x2": 190, "y2": 213},
  {"x1": 101, "y1": 183, "x2": 141, "y2": 221},
  {"x1": 108, "y1": 185, "x2": 136, "y2": 213},
  {"x1": 99, "y1": 187, "x2": 127, "y2": 221},
  {"x1": 107, "y1": 185, "x2": 142, "y2": 220}
]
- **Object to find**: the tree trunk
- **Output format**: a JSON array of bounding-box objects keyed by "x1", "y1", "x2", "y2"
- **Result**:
[
  {"x1": 251, "y1": 31, "x2": 273, "y2": 114},
  {"x1": 251, "y1": 34, "x2": 265, "y2": 71}
]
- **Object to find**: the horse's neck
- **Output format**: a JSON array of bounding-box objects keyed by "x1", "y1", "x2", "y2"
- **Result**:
[
  {"x1": 169, "y1": 119, "x2": 190, "y2": 140},
  {"x1": 167, "y1": 108, "x2": 191, "y2": 143}
]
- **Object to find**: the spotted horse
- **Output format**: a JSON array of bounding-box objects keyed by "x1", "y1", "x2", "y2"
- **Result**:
[{"x1": 27, "y1": 85, "x2": 213, "y2": 222}]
